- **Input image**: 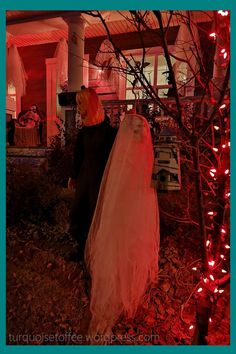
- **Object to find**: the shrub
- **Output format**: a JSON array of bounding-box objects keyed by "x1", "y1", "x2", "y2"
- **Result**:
[
  {"x1": 6, "y1": 159, "x2": 64, "y2": 226},
  {"x1": 46, "y1": 138, "x2": 74, "y2": 188}
]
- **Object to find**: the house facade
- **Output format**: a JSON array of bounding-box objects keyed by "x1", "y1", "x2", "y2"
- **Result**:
[{"x1": 6, "y1": 10, "x2": 214, "y2": 147}]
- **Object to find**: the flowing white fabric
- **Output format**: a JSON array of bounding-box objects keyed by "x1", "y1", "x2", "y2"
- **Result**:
[
  {"x1": 85, "y1": 114, "x2": 160, "y2": 338},
  {"x1": 54, "y1": 38, "x2": 68, "y2": 88},
  {"x1": 94, "y1": 39, "x2": 119, "y2": 88},
  {"x1": 6, "y1": 44, "x2": 27, "y2": 98}
]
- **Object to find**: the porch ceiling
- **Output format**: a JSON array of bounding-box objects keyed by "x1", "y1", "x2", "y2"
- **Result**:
[{"x1": 6, "y1": 10, "x2": 213, "y2": 47}]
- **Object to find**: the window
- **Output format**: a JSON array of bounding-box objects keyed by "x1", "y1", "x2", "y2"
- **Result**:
[
  {"x1": 6, "y1": 84, "x2": 17, "y2": 119},
  {"x1": 123, "y1": 50, "x2": 193, "y2": 101},
  {"x1": 7, "y1": 83, "x2": 16, "y2": 101},
  {"x1": 156, "y1": 55, "x2": 176, "y2": 98},
  {"x1": 125, "y1": 55, "x2": 155, "y2": 100}
]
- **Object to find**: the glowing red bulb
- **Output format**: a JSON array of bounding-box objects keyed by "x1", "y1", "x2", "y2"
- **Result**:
[
  {"x1": 214, "y1": 125, "x2": 220, "y2": 130},
  {"x1": 208, "y1": 211, "x2": 214, "y2": 216},
  {"x1": 197, "y1": 287, "x2": 203, "y2": 293},
  {"x1": 221, "y1": 49, "x2": 226, "y2": 53},
  {"x1": 218, "y1": 10, "x2": 229, "y2": 16},
  {"x1": 210, "y1": 274, "x2": 215, "y2": 281},
  {"x1": 222, "y1": 269, "x2": 227, "y2": 273},
  {"x1": 206, "y1": 240, "x2": 211, "y2": 247},
  {"x1": 225, "y1": 169, "x2": 229, "y2": 175},
  {"x1": 220, "y1": 104, "x2": 226, "y2": 109},
  {"x1": 219, "y1": 290, "x2": 224, "y2": 294},
  {"x1": 221, "y1": 228, "x2": 226, "y2": 234},
  {"x1": 192, "y1": 267, "x2": 197, "y2": 271},
  {"x1": 223, "y1": 52, "x2": 228, "y2": 59},
  {"x1": 222, "y1": 144, "x2": 226, "y2": 148},
  {"x1": 213, "y1": 147, "x2": 218, "y2": 152},
  {"x1": 225, "y1": 244, "x2": 230, "y2": 249},
  {"x1": 189, "y1": 325, "x2": 194, "y2": 330},
  {"x1": 209, "y1": 318, "x2": 212, "y2": 323},
  {"x1": 209, "y1": 260, "x2": 215, "y2": 267},
  {"x1": 209, "y1": 32, "x2": 216, "y2": 39},
  {"x1": 214, "y1": 288, "x2": 219, "y2": 293}
]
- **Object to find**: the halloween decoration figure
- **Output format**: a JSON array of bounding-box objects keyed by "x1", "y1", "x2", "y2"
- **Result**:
[
  {"x1": 17, "y1": 104, "x2": 44, "y2": 145},
  {"x1": 85, "y1": 114, "x2": 160, "y2": 339},
  {"x1": 68, "y1": 87, "x2": 117, "y2": 261},
  {"x1": 18, "y1": 105, "x2": 40, "y2": 128}
]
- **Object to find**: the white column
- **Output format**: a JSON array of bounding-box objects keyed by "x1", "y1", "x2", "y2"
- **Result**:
[
  {"x1": 83, "y1": 53, "x2": 89, "y2": 88},
  {"x1": 15, "y1": 90, "x2": 21, "y2": 117},
  {"x1": 46, "y1": 58, "x2": 58, "y2": 146},
  {"x1": 64, "y1": 15, "x2": 85, "y2": 91},
  {"x1": 118, "y1": 60, "x2": 126, "y2": 100}
]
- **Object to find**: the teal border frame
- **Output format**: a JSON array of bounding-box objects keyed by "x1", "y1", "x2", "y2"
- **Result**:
[{"x1": 1, "y1": 0, "x2": 235, "y2": 353}]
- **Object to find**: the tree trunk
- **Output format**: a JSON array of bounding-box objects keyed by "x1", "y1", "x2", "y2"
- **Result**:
[
  {"x1": 191, "y1": 136, "x2": 211, "y2": 344},
  {"x1": 192, "y1": 294, "x2": 212, "y2": 345},
  {"x1": 192, "y1": 136, "x2": 208, "y2": 270}
]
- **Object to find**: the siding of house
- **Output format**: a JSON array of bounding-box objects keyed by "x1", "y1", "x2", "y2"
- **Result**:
[{"x1": 18, "y1": 43, "x2": 57, "y2": 114}]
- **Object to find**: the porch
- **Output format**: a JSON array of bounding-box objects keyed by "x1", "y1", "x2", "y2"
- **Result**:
[{"x1": 7, "y1": 95, "x2": 209, "y2": 150}]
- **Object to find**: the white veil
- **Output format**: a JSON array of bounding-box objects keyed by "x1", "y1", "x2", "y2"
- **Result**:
[
  {"x1": 54, "y1": 38, "x2": 68, "y2": 89},
  {"x1": 85, "y1": 114, "x2": 160, "y2": 337},
  {"x1": 7, "y1": 44, "x2": 27, "y2": 98}
]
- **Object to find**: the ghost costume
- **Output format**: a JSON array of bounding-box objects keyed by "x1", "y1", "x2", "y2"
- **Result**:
[{"x1": 85, "y1": 114, "x2": 160, "y2": 338}]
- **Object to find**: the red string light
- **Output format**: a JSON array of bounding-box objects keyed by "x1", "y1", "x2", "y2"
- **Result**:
[
  {"x1": 218, "y1": 10, "x2": 229, "y2": 17},
  {"x1": 193, "y1": 19, "x2": 230, "y2": 326},
  {"x1": 219, "y1": 104, "x2": 226, "y2": 110},
  {"x1": 209, "y1": 32, "x2": 216, "y2": 39},
  {"x1": 208, "y1": 260, "x2": 215, "y2": 267},
  {"x1": 206, "y1": 240, "x2": 211, "y2": 247}
]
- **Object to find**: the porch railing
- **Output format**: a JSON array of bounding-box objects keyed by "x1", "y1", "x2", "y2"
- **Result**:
[{"x1": 102, "y1": 96, "x2": 210, "y2": 122}]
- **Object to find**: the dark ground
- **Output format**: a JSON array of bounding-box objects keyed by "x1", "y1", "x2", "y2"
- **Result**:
[{"x1": 6, "y1": 190, "x2": 230, "y2": 345}]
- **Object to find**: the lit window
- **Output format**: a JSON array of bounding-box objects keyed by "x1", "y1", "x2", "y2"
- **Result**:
[
  {"x1": 125, "y1": 55, "x2": 155, "y2": 100},
  {"x1": 7, "y1": 83, "x2": 16, "y2": 100}
]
